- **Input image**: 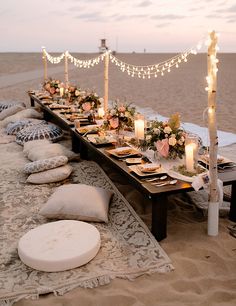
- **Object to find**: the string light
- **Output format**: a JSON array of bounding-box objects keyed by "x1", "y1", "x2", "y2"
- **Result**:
[
  {"x1": 108, "y1": 38, "x2": 205, "y2": 79},
  {"x1": 43, "y1": 49, "x2": 108, "y2": 68},
  {"x1": 42, "y1": 36, "x2": 206, "y2": 79}
]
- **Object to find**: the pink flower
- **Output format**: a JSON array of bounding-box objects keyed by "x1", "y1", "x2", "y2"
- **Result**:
[
  {"x1": 109, "y1": 117, "x2": 119, "y2": 129},
  {"x1": 155, "y1": 139, "x2": 169, "y2": 158},
  {"x1": 118, "y1": 105, "x2": 126, "y2": 113},
  {"x1": 49, "y1": 87, "x2": 56, "y2": 95},
  {"x1": 45, "y1": 83, "x2": 51, "y2": 92},
  {"x1": 82, "y1": 102, "x2": 91, "y2": 112}
]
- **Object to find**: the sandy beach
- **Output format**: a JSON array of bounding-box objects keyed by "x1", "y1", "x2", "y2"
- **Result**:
[{"x1": 0, "y1": 52, "x2": 236, "y2": 306}]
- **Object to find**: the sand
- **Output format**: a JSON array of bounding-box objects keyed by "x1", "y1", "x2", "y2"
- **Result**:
[{"x1": 0, "y1": 53, "x2": 236, "y2": 306}]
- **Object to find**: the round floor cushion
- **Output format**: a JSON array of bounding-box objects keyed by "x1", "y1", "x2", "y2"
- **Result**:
[
  {"x1": 18, "y1": 220, "x2": 101, "y2": 272},
  {"x1": 15, "y1": 122, "x2": 63, "y2": 145}
]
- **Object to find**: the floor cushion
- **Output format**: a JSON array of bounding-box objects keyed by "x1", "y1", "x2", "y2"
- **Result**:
[
  {"x1": 23, "y1": 139, "x2": 52, "y2": 156},
  {"x1": 18, "y1": 220, "x2": 101, "y2": 272},
  {"x1": 39, "y1": 184, "x2": 113, "y2": 223},
  {"x1": 0, "y1": 108, "x2": 43, "y2": 128},
  {"x1": 23, "y1": 155, "x2": 68, "y2": 174},
  {"x1": 0, "y1": 101, "x2": 25, "y2": 112},
  {"x1": 6, "y1": 119, "x2": 45, "y2": 135},
  {"x1": 16, "y1": 123, "x2": 63, "y2": 145},
  {"x1": 26, "y1": 164, "x2": 73, "y2": 184},
  {"x1": 27, "y1": 143, "x2": 79, "y2": 161},
  {"x1": 0, "y1": 104, "x2": 25, "y2": 121}
]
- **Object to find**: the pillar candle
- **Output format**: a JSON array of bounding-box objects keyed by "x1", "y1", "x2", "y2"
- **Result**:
[
  {"x1": 185, "y1": 143, "x2": 194, "y2": 172},
  {"x1": 98, "y1": 107, "x2": 105, "y2": 118},
  {"x1": 59, "y1": 87, "x2": 64, "y2": 97},
  {"x1": 134, "y1": 119, "x2": 145, "y2": 140}
]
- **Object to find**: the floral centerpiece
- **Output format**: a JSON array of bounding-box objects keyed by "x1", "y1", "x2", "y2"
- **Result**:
[
  {"x1": 43, "y1": 78, "x2": 63, "y2": 96},
  {"x1": 78, "y1": 92, "x2": 103, "y2": 113},
  {"x1": 145, "y1": 113, "x2": 186, "y2": 159},
  {"x1": 65, "y1": 85, "x2": 81, "y2": 103},
  {"x1": 103, "y1": 101, "x2": 136, "y2": 131}
]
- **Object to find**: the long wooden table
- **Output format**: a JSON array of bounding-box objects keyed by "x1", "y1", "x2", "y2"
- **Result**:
[{"x1": 29, "y1": 94, "x2": 236, "y2": 241}]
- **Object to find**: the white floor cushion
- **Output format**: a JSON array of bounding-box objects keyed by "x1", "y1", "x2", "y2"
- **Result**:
[{"x1": 18, "y1": 220, "x2": 101, "y2": 272}]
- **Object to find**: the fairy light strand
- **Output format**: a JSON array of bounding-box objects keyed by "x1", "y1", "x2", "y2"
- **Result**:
[
  {"x1": 42, "y1": 37, "x2": 207, "y2": 78},
  {"x1": 109, "y1": 39, "x2": 205, "y2": 79}
]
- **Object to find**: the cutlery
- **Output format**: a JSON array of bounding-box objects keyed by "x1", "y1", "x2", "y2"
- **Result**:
[
  {"x1": 145, "y1": 175, "x2": 168, "y2": 182},
  {"x1": 151, "y1": 179, "x2": 178, "y2": 187}
]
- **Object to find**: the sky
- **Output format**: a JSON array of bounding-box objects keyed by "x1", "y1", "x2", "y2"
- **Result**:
[{"x1": 1, "y1": 0, "x2": 236, "y2": 53}]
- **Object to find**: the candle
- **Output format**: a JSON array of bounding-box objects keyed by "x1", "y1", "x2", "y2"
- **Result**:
[
  {"x1": 98, "y1": 107, "x2": 105, "y2": 118},
  {"x1": 134, "y1": 118, "x2": 145, "y2": 140},
  {"x1": 59, "y1": 87, "x2": 64, "y2": 97},
  {"x1": 185, "y1": 143, "x2": 194, "y2": 172}
]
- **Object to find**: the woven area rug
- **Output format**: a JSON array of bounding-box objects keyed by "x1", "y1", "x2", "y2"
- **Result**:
[{"x1": 0, "y1": 142, "x2": 173, "y2": 306}]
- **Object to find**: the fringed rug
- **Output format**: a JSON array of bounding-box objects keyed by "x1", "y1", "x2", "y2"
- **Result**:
[{"x1": 0, "y1": 142, "x2": 173, "y2": 306}]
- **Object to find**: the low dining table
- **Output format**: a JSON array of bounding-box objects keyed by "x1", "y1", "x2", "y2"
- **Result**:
[{"x1": 29, "y1": 93, "x2": 236, "y2": 241}]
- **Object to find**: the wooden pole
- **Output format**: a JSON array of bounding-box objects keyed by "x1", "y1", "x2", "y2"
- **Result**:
[
  {"x1": 65, "y1": 51, "x2": 69, "y2": 88},
  {"x1": 207, "y1": 31, "x2": 219, "y2": 236},
  {"x1": 42, "y1": 47, "x2": 47, "y2": 82},
  {"x1": 104, "y1": 51, "x2": 109, "y2": 112}
]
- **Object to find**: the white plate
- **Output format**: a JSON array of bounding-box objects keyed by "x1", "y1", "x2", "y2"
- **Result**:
[
  {"x1": 125, "y1": 158, "x2": 143, "y2": 165},
  {"x1": 199, "y1": 154, "x2": 232, "y2": 166},
  {"x1": 87, "y1": 135, "x2": 116, "y2": 145},
  {"x1": 106, "y1": 146, "x2": 140, "y2": 158},
  {"x1": 76, "y1": 125, "x2": 99, "y2": 134},
  {"x1": 128, "y1": 164, "x2": 166, "y2": 177}
]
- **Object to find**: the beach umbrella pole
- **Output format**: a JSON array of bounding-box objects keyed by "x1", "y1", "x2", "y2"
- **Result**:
[
  {"x1": 104, "y1": 51, "x2": 109, "y2": 112},
  {"x1": 207, "y1": 31, "x2": 219, "y2": 236}
]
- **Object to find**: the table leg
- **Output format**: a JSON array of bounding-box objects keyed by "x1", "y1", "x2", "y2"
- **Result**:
[
  {"x1": 151, "y1": 194, "x2": 168, "y2": 241},
  {"x1": 229, "y1": 182, "x2": 236, "y2": 222},
  {"x1": 30, "y1": 97, "x2": 35, "y2": 107},
  {"x1": 71, "y1": 133, "x2": 80, "y2": 153}
]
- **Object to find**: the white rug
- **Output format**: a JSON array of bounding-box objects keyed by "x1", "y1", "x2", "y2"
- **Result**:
[{"x1": 0, "y1": 142, "x2": 173, "y2": 306}]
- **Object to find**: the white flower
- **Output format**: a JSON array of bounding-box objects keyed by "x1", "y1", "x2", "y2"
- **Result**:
[
  {"x1": 110, "y1": 109, "x2": 116, "y2": 116},
  {"x1": 94, "y1": 93, "x2": 98, "y2": 97},
  {"x1": 164, "y1": 126, "x2": 172, "y2": 134},
  {"x1": 75, "y1": 90, "x2": 80, "y2": 96},
  {"x1": 99, "y1": 98, "x2": 104, "y2": 103},
  {"x1": 169, "y1": 137, "x2": 177, "y2": 146},
  {"x1": 153, "y1": 128, "x2": 160, "y2": 135}
]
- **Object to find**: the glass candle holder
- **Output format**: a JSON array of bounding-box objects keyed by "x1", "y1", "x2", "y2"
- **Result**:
[{"x1": 185, "y1": 134, "x2": 199, "y2": 171}]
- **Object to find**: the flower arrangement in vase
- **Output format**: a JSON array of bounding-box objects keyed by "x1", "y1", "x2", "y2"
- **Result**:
[
  {"x1": 78, "y1": 92, "x2": 103, "y2": 114},
  {"x1": 103, "y1": 101, "x2": 136, "y2": 131},
  {"x1": 43, "y1": 78, "x2": 63, "y2": 96},
  {"x1": 144, "y1": 113, "x2": 186, "y2": 159}
]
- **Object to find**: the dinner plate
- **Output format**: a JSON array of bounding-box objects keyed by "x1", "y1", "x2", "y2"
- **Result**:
[
  {"x1": 106, "y1": 146, "x2": 140, "y2": 159},
  {"x1": 128, "y1": 164, "x2": 166, "y2": 177},
  {"x1": 87, "y1": 135, "x2": 116, "y2": 146},
  {"x1": 125, "y1": 157, "x2": 143, "y2": 165},
  {"x1": 198, "y1": 154, "x2": 232, "y2": 166},
  {"x1": 76, "y1": 125, "x2": 99, "y2": 134}
]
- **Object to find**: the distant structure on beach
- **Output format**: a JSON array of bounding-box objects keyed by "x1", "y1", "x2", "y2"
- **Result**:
[{"x1": 99, "y1": 39, "x2": 108, "y2": 53}]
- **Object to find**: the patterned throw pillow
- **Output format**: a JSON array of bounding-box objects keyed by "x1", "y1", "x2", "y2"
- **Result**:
[
  {"x1": 26, "y1": 164, "x2": 73, "y2": 184},
  {"x1": 6, "y1": 119, "x2": 45, "y2": 135},
  {"x1": 0, "y1": 101, "x2": 25, "y2": 112},
  {"x1": 16, "y1": 123, "x2": 63, "y2": 145},
  {"x1": 23, "y1": 155, "x2": 68, "y2": 174}
]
